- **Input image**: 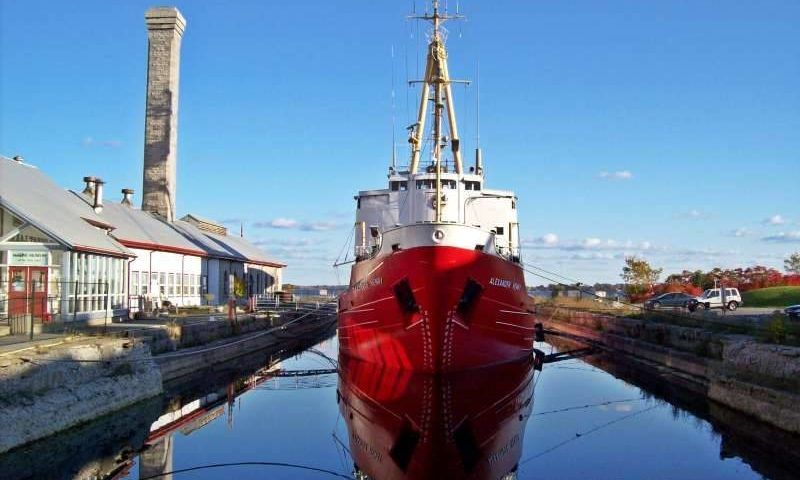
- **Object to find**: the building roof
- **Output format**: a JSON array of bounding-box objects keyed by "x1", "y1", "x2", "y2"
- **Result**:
[
  {"x1": 180, "y1": 213, "x2": 228, "y2": 235},
  {"x1": 69, "y1": 192, "x2": 207, "y2": 256},
  {"x1": 0, "y1": 156, "x2": 132, "y2": 257},
  {"x1": 204, "y1": 230, "x2": 285, "y2": 267},
  {"x1": 172, "y1": 219, "x2": 285, "y2": 267},
  {"x1": 1, "y1": 156, "x2": 283, "y2": 267}
]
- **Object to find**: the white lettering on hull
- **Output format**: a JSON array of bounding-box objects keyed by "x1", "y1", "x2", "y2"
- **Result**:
[
  {"x1": 489, "y1": 277, "x2": 522, "y2": 291},
  {"x1": 353, "y1": 276, "x2": 383, "y2": 292}
]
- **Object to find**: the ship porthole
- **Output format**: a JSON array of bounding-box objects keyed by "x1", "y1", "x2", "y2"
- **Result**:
[{"x1": 432, "y1": 229, "x2": 445, "y2": 243}]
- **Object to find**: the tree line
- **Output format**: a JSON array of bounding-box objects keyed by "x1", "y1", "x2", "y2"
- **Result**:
[{"x1": 621, "y1": 251, "x2": 800, "y2": 301}]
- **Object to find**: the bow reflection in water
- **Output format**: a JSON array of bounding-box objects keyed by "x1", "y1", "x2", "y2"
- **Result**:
[{"x1": 336, "y1": 354, "x2": 539, "y2": 480}]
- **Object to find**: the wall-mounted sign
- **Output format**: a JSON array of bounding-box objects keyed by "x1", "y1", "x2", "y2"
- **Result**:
[{"x1": 9, "y1": 251, "x2": 48, "y2": 266}]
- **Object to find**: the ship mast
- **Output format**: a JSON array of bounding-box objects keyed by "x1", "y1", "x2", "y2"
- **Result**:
[{"x1": 408, "y1": 0, "x2": 468, "y2": 189}]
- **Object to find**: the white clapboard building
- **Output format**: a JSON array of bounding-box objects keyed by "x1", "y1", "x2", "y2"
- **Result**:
[{"x1": 0, "y1": 155, "x2": 285, "y2": 325}]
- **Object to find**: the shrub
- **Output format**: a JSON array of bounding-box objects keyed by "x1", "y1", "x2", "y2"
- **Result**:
[{"x1": 766, "y1": 314, "x2": 787, "y2": 344}]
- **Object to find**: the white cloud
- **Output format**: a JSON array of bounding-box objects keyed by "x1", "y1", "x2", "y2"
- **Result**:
[
  {"x1": 731, "y1": 227, "x2": 751, "y2": 237},
  {"x1": 765, "y1": 214, "x2": 786, "y2": 225},
  {"x1": 541, "y1": 233, "x2": 559, "y2": 245},
  {"x1": 300, "y1": 221, "x2": 339, "y2": 232},
  {"x1": 81, "y1": 136, "x2": 122, "y2": 148},
  {"x1": 521, "y1": 233, "x2": 559, "y2": 248},
  {"x1": 570, "y1": 238, "x2": 652, "y2": 251},
  {"x1": 598, "y1": 170, "x2": 633, "y2": 180},
  {"x1": 582, "y1": 238, "x2": 603, "y2": 248},
  {"x1": 254, "y1": 237, "x2": 321, "y2": 247},
  {"x1": 525, "y1": 236, "x2": 655, "y2": 253},
  {"x1": 261, "y1": 218, "x2": 299, "y2": 229},
  {"x1": 569, "y1": 252, "x2": 617, "y2": 261},
  {"x1": 762, "y1": 231, "x2": 800, "y2": 243},
  {"x1": 253, "y1": 218, "x2": 341, "y2": 231},
  {"x1": 253, "y1": 237, "x2": 334, "y2": 261}
]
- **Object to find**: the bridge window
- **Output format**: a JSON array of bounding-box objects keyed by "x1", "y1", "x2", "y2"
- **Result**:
[
  {"x1": 464, "y1": 181, "x2": 481, "y2": 191},
  {"x1": 415, "y1": 179, "x2": 456, "y2": 190},
  {"x1": 390, "y1": 181, "x2": 408, "y2": 191}
]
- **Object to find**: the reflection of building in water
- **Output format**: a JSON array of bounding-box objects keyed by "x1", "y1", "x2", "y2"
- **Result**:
[
  {"x1": 139, "y1": 357, "x2": 286, "y2": 475},
  {"x1": 337, "y1": 355, "x2": 536, "y2": 479},
  {"x1": 139, "y1": 434, "x2": 173, "y2": 480}
]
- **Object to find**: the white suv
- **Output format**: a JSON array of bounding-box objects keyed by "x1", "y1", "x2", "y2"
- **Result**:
[{"x1": 693, "y1": 288, "x2": 742, "y2": 311}]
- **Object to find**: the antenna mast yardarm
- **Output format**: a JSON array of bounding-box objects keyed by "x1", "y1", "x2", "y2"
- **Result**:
[{"x1": 407, "y1": 0, "x2": 468, "y2": 179}]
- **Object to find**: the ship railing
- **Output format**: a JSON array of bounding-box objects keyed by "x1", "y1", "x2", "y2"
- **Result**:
[
  {"x1": 421, "y1": 158, "x2": 457, "y2": 174},
  {"x1": 495, "y1": 245, "x2": 522, "y2": 263},
  {"x1": 355, "y1": 245, "x2": 374, "y2": 261}
]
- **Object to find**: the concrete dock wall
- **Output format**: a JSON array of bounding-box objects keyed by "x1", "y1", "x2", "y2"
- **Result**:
[
  {"x1": 0, "y1": 340, "x2": 163, "y2": 454},
  {"x1": 538, "y1": 305, "x2": 800, "y2": 434},
  {"x1": 156, "y1": 314, "x2": 335, "y2": 381},
  {"x1": 0, "y1": 309, "x2": 335, "y2": 453}
]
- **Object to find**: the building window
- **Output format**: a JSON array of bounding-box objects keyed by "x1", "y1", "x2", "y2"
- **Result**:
[
  {"x1": 141, "y1": 271, "x2": 149, "y2": 295},
  {"x1": 132, "y1": 271, "x2": 139, "y2": 295},
  {"x1": 168, "y1": 273, "x2": 175, "y2": 295},
  {"x1": 67, "y1": 252, "x2": 125, "y2": 313},
  {"x1": 183, "y1": 274, "x2": 190, "y2": 295}
]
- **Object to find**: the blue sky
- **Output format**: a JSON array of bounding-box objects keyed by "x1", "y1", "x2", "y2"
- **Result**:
[{"x1": 2, "y1": 0, "x2": 798, "y2": 285}]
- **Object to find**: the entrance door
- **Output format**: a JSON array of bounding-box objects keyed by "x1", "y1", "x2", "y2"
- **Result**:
[
  {"x1": 8, "y1": 267, "x2": 28, "y2": 317},
  {"x1": 29, "y1": 267, "x2": 49, "y2": 320},
  {"x1": 7, "y1": 267, "x2": 49, "y2": 320}
]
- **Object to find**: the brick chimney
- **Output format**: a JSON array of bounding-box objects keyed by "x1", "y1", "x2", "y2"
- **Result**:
[{"x1": 141, "y1": 6, "x2": 186, "y2": 222}]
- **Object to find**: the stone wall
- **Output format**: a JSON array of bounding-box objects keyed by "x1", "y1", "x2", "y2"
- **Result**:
[
  {"x1": 0, "y1": 339, "x2": 163, "y2": 453},
  {"x1": 538, "y1": 305, "x2": 800, "y2": 433},
  {"x1": 156, "y1": 314, "x2": 335, "y2": 381},
  {"x1": 145, "y1": 312, "x2": 297, "y2": 354}
]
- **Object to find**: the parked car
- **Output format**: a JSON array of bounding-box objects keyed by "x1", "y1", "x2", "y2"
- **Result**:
[
  {"x1": 644, "y1": 292, "x2": 696, "y2": 310},
  {"x1": 691, "y1": 288, "x2": 742, "y2": 311},
  {"x1": 785, "y1": 305, "x2": 800, "y2": 319}
]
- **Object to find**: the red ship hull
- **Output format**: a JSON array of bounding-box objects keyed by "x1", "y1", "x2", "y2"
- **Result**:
[
  {"x1": 337, "y1": 354, "x2": 536, "y2": 479},
  {"x1": 338, "y1": 245, "x2": 536, "y2": 373}
]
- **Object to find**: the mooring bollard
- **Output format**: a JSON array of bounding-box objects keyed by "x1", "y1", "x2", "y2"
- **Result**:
[
  {"x1": 534, "y1": 322, "x2": 545, "y2": 343},
  {"x1": 228, "y1": 299, "x2": 236, "y2": 322},
  {"x1": 533, "y1": 348, "x2": 545, "y2": 371}
]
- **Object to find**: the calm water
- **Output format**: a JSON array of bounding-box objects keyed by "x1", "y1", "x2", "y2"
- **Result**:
[{"x1": 3, "y1": 332, "x2": 800, "y2": 480}]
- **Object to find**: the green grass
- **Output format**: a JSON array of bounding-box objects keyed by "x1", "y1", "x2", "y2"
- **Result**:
[{"x1": 742, "y1": 286, "x2": 800, "y2": 308}]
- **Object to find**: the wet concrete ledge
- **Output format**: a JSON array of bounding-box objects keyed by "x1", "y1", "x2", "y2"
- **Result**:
[
  {"x1": 538, "y1": 305, "x2": 800, "y2": 434},
  {"x1": 546, "y1": 334, "x2": 800, "y2": 480},
  {"x1": 154, "y1": 313, "x2": 337, "y2": 381},
  {"x1": 0, "y1": 310, "x2": 336, "y2": 454},
  {"x1": 0, "y1": 339, "x2": 163, "y2": 454}
]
